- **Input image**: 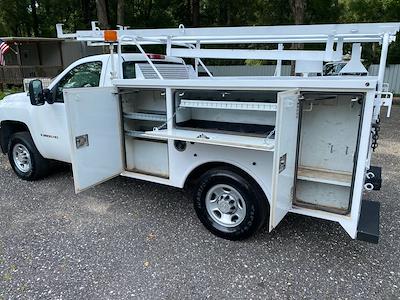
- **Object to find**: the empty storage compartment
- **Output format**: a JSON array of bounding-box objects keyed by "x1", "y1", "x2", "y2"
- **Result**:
[
  {"x1": 294, "y1": 92, "x2": 364, "y2": 214},
  {"x1": 120, "y1": 88, "x2": 169, "y2": 178},
  {"x1": 124, "y1": 138, "x2": 169, "y2": 178},
  {"x1": 174, "y1": 90, "x2": 277, "y2": 137}
]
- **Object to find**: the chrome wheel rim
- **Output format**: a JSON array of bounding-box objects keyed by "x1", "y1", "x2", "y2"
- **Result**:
[
  {"x1": 12, "y1": 143, "x2": 32, "y2": 173},
  {"x1": 205, "y1": 184, "x2": 247, "y2": 227}
]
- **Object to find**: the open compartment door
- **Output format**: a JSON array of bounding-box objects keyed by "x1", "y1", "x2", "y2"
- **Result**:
[
  {"x1": 269, "y1": 89, "x2": 300, "y2": 231},
  {"x1": 64, "y1": 87, "x2": 124, "y2": 193}
]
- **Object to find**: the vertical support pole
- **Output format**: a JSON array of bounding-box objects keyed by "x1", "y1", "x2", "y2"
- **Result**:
[
  {"x1": 16, "y1": 43, "x2": 22, "y2": 85},
  {"x1": 109, "y1": 43, "x2": 116, "y2": 79},
  {"x1": 165, "y1": 87, "x2": 173, "y2": 129},
  {"x1": 16, "y1": 43, "x2": 22, "y2": 66},
  {"x1": 374, "y1": 33, "x2": 390, "y2": 121},
  {"x1": 36, "y1": 42, "x2": 42, "y2": 66},
  {"x1": 36, "y1": 42, "x2": 42, "y2": 79},
  {"x1": 58, "y1": 41, "x2": 64, "y2": 69},
  {"x1": 166, "y1": 36, "x2": 172, "y2": 56},
  {"x1": 117, "y1": 41, "x2": 122, "y2": 79},
  {"x1": 0, "y1": 68, "x2": 4, "y2": 91},
  {"x1": 377, "y1": 33, "x2": 390, "y2": 94},
  {"x1": 195, "y1": 41, "x2": 200, "y2": 76},
  {"x1": 324, "y1": 35, "x2": 335, "y2": 61},
  {"x1": 274, "y1": 43, "x2": 283, "y2": 76},
  {"x1": 334, "y1": 37, "x2": 344, "y2": 61}
]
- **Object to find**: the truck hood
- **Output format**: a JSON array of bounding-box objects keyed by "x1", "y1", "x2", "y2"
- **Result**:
[{"x1": 1, "y1": 92, "x2": 29, "y2": 103}]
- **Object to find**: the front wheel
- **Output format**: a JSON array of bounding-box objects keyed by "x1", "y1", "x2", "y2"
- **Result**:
[
  {"x1": 193, "y1": 168, "x2": 269, "y2": 240},
  {"x1": 7, "y1": 132, "x2": 50, "y2": 181}
]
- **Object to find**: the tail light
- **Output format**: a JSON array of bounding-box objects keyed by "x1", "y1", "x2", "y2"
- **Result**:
[{"x1": 147, "y1": 54, "x2": 165, "y2": 60}]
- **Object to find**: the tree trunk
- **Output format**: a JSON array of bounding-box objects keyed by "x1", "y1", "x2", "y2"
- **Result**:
[
  {"x1": 117, "y1": 0, "x2": 125, "y2": 25},
  {"x1": 144, "y1": 0, "x2": 153, "y2": 26},
  {"x1": 81, "y1": 0, "x2": 90, "y2": 25},
  {"x1": 191, "y1": 0, "x2": 200, "y2": 27},
  {"x1": 290, "y1": 0, "x2": 306, "y2": 25},
  {"x1": 290, "y1": 0, "x2": 306, "y2": 75},
  {"x1": 185, "y1": 0, "x2": 191, "y2": 26},
  {"x1": 96, "y1": 0, "x2": 109, "y2": 28},
  {"x1": 31, "y1": 0, "x2": 39, "y2": 36}
]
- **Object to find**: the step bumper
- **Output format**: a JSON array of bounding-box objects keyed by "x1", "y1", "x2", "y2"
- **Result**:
[{"x1": 357, "y1": 199, "x2": 380, "y2": 244}]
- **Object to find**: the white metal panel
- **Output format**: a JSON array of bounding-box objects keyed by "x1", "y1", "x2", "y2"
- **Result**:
[
  {"x1": 170, "y1": 48, "x2": 329, "y2": 62},
  {"x1": 298, "y1": 94, "x2": 361, "y2": 173},
  {"x1": 64, "y1": 87, "x2": 123, "y2": 193},
  {"x1": 179, "y1": 99, "x2": 277, "y2": 111},
  {"x1": 113, "y1": 78, "x2": 378, "y2": 91},
  {"x1": 136, "y1": 63, "x2": 190, "y2": 79},
  {"x1": 201, "y1": 65, "x2": 292, "y2": 77},
  {"x1": 125, "y1": 138, "x2": 169, "y2": 177},
  {"x1": 296, "y1": 181, "x2": 350, "y2": 210},
  {"x1": 168, "y1": 142, "x2": 274, "y2": 199},
  {"x1": 269, "y1": 90, "x2": 300, "y2": 231},
  {"x1": 189, "y1": 109, "x2": 276, "y2": 126}
]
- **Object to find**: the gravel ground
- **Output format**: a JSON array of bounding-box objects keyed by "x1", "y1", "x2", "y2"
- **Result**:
[{"x1": 0, "y1": 107, "x2": 399, "y2": 300}]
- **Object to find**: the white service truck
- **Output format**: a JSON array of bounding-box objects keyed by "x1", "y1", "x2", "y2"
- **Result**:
[
  {"x1": 1, "y1": 22, "x2": 399, "y2": 243},
  {"x1": 0, "y1": 53, "x2": 187, "y2": 178}
]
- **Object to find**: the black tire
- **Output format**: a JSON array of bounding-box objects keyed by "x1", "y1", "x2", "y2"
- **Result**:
[
  {"x1": 7, "y1": 132, "x2": 50, "y2": 181},
  {"x1": 193, "y1": 167, "x2": 269, "y2": 240}
]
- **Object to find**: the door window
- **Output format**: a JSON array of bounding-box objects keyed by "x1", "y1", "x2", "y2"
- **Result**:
[{"x1": 54, "y1": 61, "x2": 102, "y2": 102}]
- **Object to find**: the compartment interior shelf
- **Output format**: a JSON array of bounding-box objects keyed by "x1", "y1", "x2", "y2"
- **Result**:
[
  {"x1": 179, "y1": 99, "x2": 277, "y2": 111},
  {"x1": 297, "y1": 166, "x2": 352, "y2": 187},
  {"x1": 124, "y1": 111, "x2": 167, "y2": 122},
  {"x1": 125, "y1": 130, "x2": 167, "y2": 140},
  {"x1": 143, "y1": 128, "x2": 275, "y2": 151}
]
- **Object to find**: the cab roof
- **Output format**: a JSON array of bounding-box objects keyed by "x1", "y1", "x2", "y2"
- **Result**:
[{"x1": 83, "y1": 53, "x2": 184, "y2": 64}]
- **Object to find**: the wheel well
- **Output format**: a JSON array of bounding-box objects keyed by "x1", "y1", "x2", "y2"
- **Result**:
[
  {"x1": 0, "y1": 121, "x2": 30, "y2": 154},
  {"x1": 184, "y1": 162, "x2": 268, "y2": 203}
]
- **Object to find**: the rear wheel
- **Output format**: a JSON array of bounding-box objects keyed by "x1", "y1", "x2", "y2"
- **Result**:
[
  {"x1": 193, "y1": 168, "x2": 269, "y2": 240},
  {"x1": 7, "y1": 132, "x2": 50, "y2": 181}
]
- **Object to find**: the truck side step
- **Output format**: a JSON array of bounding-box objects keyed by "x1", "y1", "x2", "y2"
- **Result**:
[
  {"x1": 365, "y1": 166, "x2": 382, "y2": 190},
  {"x1": 357, "y1": 199, "x2": 380, "y2": 244}
]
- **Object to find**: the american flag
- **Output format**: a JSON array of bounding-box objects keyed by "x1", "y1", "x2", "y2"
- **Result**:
[{"x1": 0, "y1": 39, "x2": 10, "y2": 66}]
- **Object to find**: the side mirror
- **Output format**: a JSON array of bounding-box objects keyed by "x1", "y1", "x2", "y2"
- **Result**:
[
  {"x1": 43, "y1": 89, "x2": 54, "y2": 104},
  {"x1": 29, "y1": 79, "x2": 45, "y2": 106}
]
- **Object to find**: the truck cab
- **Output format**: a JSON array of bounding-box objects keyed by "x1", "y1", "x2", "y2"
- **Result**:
[{"x1": 0, "y1": 53, "x2": 187, "y2": 180}]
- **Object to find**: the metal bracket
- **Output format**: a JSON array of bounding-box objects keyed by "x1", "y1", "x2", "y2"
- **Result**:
[
  {"x1": 379, "y1": 91, "x2": 393, "y2": 117},
  {"x1": 279, "y1": 153, "x2": 287, "y2": 173}
]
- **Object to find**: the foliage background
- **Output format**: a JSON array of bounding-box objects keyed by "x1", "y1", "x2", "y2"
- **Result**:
[{"x1": 0, "y1": 0, "x2": 399, "y2": 64}]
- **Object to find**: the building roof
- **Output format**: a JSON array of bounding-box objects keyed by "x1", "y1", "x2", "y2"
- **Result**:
[{"x1": 1, "y1": 37, "x2": 64, "y2": 43}]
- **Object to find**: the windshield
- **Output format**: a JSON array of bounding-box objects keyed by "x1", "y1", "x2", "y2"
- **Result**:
[{"x1": 323, "y1": 62, "x2": 346, "y2": 76}]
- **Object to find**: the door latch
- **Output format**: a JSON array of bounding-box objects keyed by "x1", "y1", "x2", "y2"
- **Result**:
[
  {"x1": 75, "y1": 134, "x2": 89, "y2": 149},
  {"x1": 279, "y1": 153, "x2": 287, "y2": 173}
]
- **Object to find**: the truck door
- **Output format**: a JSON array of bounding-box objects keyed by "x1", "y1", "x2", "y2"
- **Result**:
[
  {"x1": 64, "y1": 87, "x2": 123, "y2": 193},
  {"x1": 269, "y1": 89, "x2": 300, "y2": 231}
]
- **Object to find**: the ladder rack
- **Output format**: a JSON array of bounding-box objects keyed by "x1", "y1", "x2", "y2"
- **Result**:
[
  {"x1": 56, "y1": 22, "x2": 399, "y2": 74},
  {"x1": 56, "y1": 21, "x2": 400, "y2": 110},
  {"x1": 57, "y1": 22, "x2": 400, "y2": 44}
]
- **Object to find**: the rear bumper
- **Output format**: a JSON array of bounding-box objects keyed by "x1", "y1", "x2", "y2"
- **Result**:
[{"x1": 357, "y1": 199, "x2": 380, "y2": 244}]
